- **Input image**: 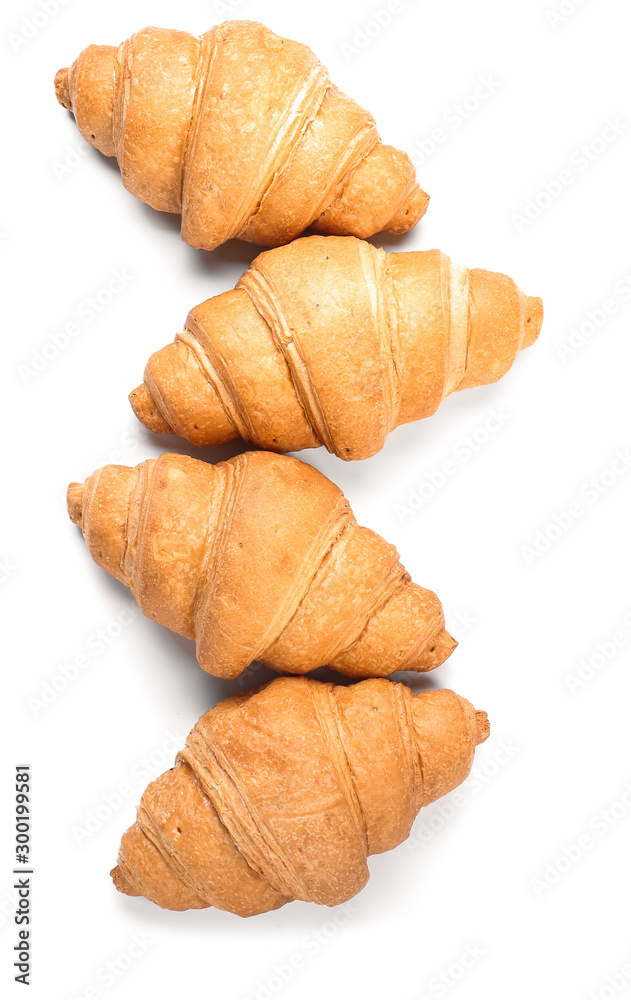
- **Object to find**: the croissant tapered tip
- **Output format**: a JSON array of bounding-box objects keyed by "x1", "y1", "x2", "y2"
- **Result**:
[
  {"x1": 386, "y1": 183, "x2": 430, "y2": 234},
  {"x1": 409, "y1": 628, "x2": 457, "y2": 672},
  {"x1": 129, "y1": 384, "x2": 172, "y2": 434},
  {"x1": 110, "y1": 864, "x2": 124, "y2": 887},
  {"x1": 111, "y1": 865, "x2": 138, "y2": 897},
  {"x1": 55, "y1": 67, "x2": 72, "y2": 110},
  {"x1": 67, "y1": 482, "x2": 85, "y2": 528},
  {"x1": 522, "y1": 295, "x2": 544, "y2": 349},
  {"x1": 475, "y1": 710, "x2": 490, "y2": 746}
]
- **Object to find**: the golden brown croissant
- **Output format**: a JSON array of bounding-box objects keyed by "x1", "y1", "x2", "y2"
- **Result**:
[
  {"x1": 54, "y1": 22, "x2": 427, "y2": 251},
  {"x1": 67, "y1": 452, "x2": 455, "y2": 679},
  {"x1": 112, "y1": 676, "x2": 489, "y2": 915},
  {"x1": 130, "y1": 235, "x2": 543, "y2": 460}
]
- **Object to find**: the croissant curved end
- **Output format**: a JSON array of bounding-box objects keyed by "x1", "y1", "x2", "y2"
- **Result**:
[
  {"x1": 67, "y1": 482, "x2": 85, "y2": 528},
  {"x1": 386, "y1": 183, "x2": 430, "y2": 234},
  {"x1": 110, "y1": 865, "x2": 139, "y2": 898},
  {"x1": 411, "y1": 628, "x2": 457, "y2": 671},
  {"x1": 129, "y1": 384, "x2": 173, "y2": 434},
  {"x1": 54, "y1": 67, "x2": 72, "y2": 111},
  {"x1": 522, "y1": 295, "x2": 544, "y2": 349},
  {"x1": 475, "y1": 710, "x2": 490, "y2": 745}
]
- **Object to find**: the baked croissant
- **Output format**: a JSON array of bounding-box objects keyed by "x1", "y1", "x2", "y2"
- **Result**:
[
  {"x1": 54, "y1": 21, "x2": 427, "y2": 251},
  {"x1": 67, "y1": 452, "x2": 455, "y2": 679},
  {"x1": 130, "y1": 235, "x2": 543, "y2": 460},
  {"x1": 112, "y1": 676, "x2": 489, "y2": 915}
]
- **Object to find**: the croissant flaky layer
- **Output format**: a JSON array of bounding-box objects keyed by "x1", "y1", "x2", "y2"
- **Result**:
[
  {"x1": 130, "y1": 235, "x2": 544, "y2": 460},
  {"x1": 67, "y1": 452, "x2": 455, "y2": 679},
  {"x1": 54, "y1": 22, "x2": 427, "y2": 250},
  {"x1": 112, "y1": 677, "x2": 489, "y2": 915}
]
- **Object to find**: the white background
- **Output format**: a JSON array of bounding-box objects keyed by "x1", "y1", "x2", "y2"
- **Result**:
[{"x1": 2, "y1": 0, "x2": 631, "y2": 997}]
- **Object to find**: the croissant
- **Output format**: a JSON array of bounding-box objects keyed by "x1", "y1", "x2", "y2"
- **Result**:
[
  {"x1": 67, "y1": 451, "x2": 455, "y2": 679},
  {"x1": 130, "y1": 235, "x2": 543, "y2": 460},
  {"x1": 112, "y1": 676, "x2": 489, "y2": 915},
  {"x1": 54, "y1": 21, "x2": 427, "y2": 251}
]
